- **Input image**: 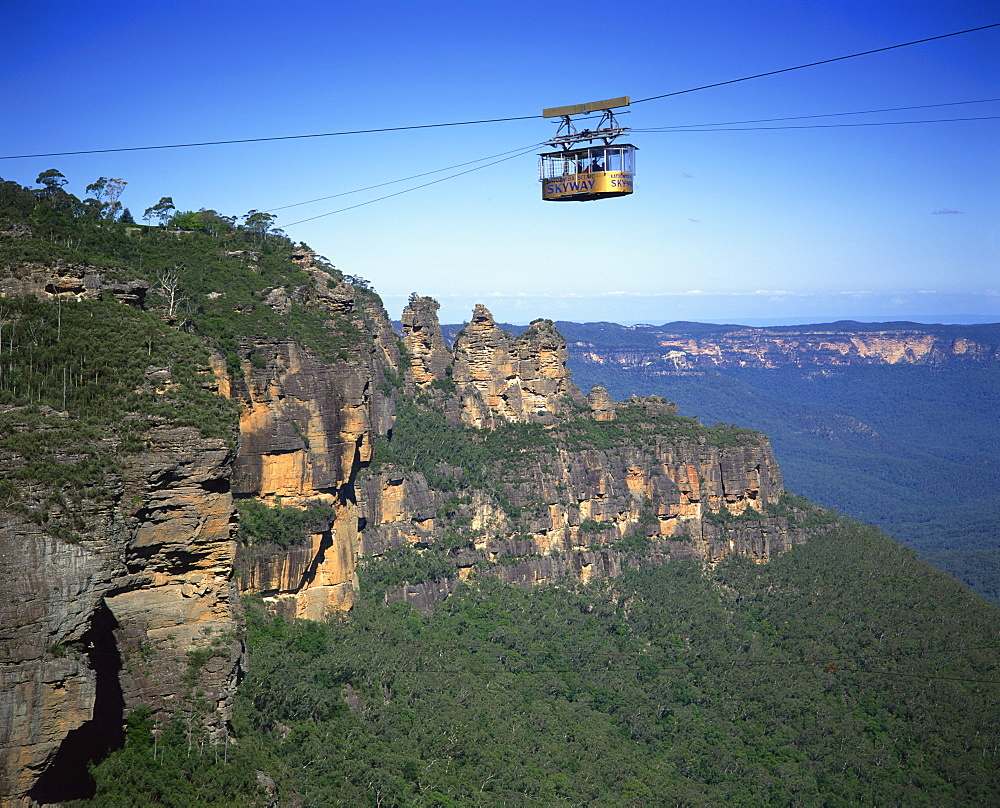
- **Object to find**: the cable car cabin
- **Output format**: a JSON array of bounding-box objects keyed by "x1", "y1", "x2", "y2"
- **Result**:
[{"x1": 539, "y1": 144, "x2": 636, "y2": 201}]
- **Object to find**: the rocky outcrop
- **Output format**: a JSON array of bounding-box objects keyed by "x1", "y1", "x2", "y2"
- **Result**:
[
  {"x1": 235, "y1": 504, "x2": 360, "y2": 621},
  {"x1": 0, "y1": 420, "x2": 242, "y2": 804},
  {"x1": 359, "y1": 469, "x2": 438, "y2": 555},
  {"x1": 450, "y1": 307, "x2": 586, "y2": 427},
  {"x1": 384, "y1": 578, "x2": 462, "y2": 614},
  {"x1": 401, "y1": 295, "x2": 452, "y2": 387},
  {"x1": 0, "y1": 261, "x2": 148, "y2": 307},
  {"x1": 0, "y1": 264, "x2": 826, "y2": 801},
  {"x1": 0, "y1": 256, "x2": 403, "y2": 801},
  {"x1": 400, "y1": 300, "x2": 594, "y2": 428},
  {"x1": 587, "y1": 385, "x2": 617, "y2": 421}
]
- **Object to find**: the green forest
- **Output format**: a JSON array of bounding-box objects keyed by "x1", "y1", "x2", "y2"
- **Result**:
[
  {"x1": 1, "y1": 170, "x2": 375, "y2": 373},
  {"x1": 76, "y1": 518, "x2": 1000, "y2": 806}
]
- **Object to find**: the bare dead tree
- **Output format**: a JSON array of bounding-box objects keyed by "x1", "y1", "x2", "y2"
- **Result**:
[
  {"x1": 26, "y1": 317, "x2": 44, "y2": 347},
  {"x1": 0, "y1": 304, "x2": 8, "y2": 356},
  {"x1": 155, "y1": 266, "x2": 188, "y2": 316}
]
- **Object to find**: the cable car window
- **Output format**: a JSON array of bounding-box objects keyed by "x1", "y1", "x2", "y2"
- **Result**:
[{"x1": 539, "y1": 144, "x2": 637, "y2": 201}]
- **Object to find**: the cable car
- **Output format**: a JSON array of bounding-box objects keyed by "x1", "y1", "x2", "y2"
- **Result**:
[{"x1": 539, "y1": 96, "x2": 636, "y2": 202}]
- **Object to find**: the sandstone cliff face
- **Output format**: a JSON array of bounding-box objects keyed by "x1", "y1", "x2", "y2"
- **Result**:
[
  {"x1": 400, "y1": 295, "x2": 452, "y2": 387},
  {"x1": 359, "y1": 427, "x2": 801, "y2": 596},
  {"x1": 450, "y1": 306, "x2": 586, "y2": 427},
  {"x1": 656, "y1": 330, "x2": 953, "y2": 368},
  {"x1": 587, "y1": 385, "x2": 617, "y2": 421},
  {"x1": 0, "y1": 419, "x2": 242, "y2": 805},
  {"x1": 230, "y1": 272, "x2": 398, "y2": 619},
  {"x1": 233, "y1": 337, "x2": 372, "y2": 501},
  {"x1": 241, "y1": 294, "x2": 805, "y2": 619}
]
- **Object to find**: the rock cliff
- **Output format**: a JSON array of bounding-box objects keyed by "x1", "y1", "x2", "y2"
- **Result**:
[
  {"x1": 0, "y1": 263, "x2": 815, "y2": 802},
  {"x1": 1, "y1": 176, "x2": 994, "y2": 804},
  {"x1": 230, "y1": 296, "x2": 809, "y2": 619},
  {"x1": 0, "y1": 417, "x2": 242, "y2": 805},
  {"x1": 449, "y1": 306, "x2": 586, "y2": 427},
  {"x1": 401, "y1": 299, "x2": 586, "y2": 428},
  {"x1": 229, "y1": 269, "x2": 398, "y2": 620},
  {"x1": 400, "y1": 295, "x2": 451, "y2": 387}
]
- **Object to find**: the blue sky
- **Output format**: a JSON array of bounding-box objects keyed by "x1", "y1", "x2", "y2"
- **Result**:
[{"x1": 2, "y1": 1, "x2": 997, "y2": 325}]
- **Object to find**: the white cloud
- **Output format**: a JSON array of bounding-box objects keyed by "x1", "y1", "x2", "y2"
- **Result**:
[{"x1": 446, "y1": 289, "x2": 888, "y2": 301}]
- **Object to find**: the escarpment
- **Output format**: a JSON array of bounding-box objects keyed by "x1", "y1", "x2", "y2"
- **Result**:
[
  {"x1": 357, "y1": 403, "x2": 808, "y2": 608},
  {"x1": 0, "y1": 235, "x2": 406, "y2": 800},
  {"x1": 227, "y1": 335, "x2": 369, "y2": 619},
  {"x1": 564, "y1": 321, "x2": 1000, "y2": 373},
  {"x1": 231, "y1": 294, "x2": 814, "y2": 618},
  {"x1": 227, "y1": 268, "x2": 399, "y2": 620}
]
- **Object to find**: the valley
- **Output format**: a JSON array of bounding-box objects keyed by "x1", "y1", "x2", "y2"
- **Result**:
[{"x1": 1, "y1": 175, "x2": 998, "y2": 805}]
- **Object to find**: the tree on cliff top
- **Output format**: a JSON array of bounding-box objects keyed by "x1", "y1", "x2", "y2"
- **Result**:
[
  {"x1": 242, "y1": 209, "x2": 279, "y2": 246},
  {"x1": 143, "y1": 196, "x2": 175, "y2": 225},
  {"x1": 85, "y1": 177, "x2": 127, "y2": 221},
  {"x1": 35, "y1": 169, "x2": 67, "y2": 193}
]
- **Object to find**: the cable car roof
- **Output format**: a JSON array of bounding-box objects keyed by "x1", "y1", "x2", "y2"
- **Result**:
[{"x1": 542, "y1": 96, "x2": 631, "y2": 118}]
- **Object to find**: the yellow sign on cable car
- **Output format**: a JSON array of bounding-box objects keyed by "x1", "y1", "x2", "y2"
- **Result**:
[{"x1": 542, "y1": 170, "x2": 633, "y2": 200}]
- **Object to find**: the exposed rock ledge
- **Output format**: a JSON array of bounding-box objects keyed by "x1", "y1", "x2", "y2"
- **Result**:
[{"x1": 0, "y1": 424, "x2": 243, "y2": 804}]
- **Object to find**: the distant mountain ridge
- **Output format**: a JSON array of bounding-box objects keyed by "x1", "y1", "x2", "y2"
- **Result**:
[{"x1": 439, "y1": 319, "x2": 1000, "y2": 370}]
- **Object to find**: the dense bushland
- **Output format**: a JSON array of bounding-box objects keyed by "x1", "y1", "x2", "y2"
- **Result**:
[
  {"x1": 0, "y1": 295, "x2": 238, "y2": 536},
  {"x1": 0, "y1": 296, "x2": 235, "y2": 436},
  {"x1": 76, "y1": 518, "x2": 1000, "y2": 806},
  {"x1": 2, "y1": 172, "x2": 376, "y2": 374}
]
